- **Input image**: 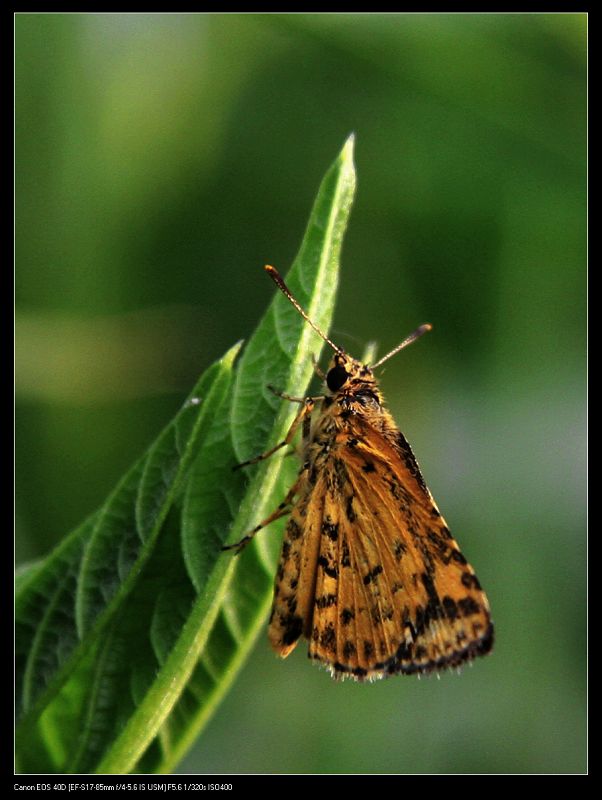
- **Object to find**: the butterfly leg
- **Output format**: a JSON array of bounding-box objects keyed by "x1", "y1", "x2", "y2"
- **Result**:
[
  {"x1": 266, "y1": 384, "x2": 326, "y2": 405},
  {"x1": 266, "y1": 386, "x2": 306, "y2": 404},
  {"x1": 222, "y1": 464, "x2": 308, "y2": 554},
  {"x1": 223, "y1": 399, "x2": 315, "y2": 553},
  {"x1": 232, "y1": 398, "x2": 315, "y2": 471}
]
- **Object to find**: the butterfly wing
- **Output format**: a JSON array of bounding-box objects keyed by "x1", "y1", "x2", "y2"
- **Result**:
[
  {"x1": 307, "y1": 418, "x2": 493, "y2": 679},
  {"x1": 268, "y1": 476, "x2": 324, "y2": 658}
]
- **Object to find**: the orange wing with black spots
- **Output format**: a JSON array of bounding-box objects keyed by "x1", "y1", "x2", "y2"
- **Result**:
[
  {"x1": 268, "y1": 476, "x2": 323, "y2": 657},
  {"x1": 269, "y1": 418, "x2": 493, "y2": 680}
]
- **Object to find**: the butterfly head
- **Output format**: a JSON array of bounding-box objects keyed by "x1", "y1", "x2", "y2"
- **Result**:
[{"x1": 325, "y1": 352, "x2": 375, "y2": 394}]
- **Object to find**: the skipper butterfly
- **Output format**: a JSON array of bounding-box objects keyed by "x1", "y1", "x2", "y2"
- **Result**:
[{"x1": 224, "y1": 266, "x2": 493, "y2": 681}]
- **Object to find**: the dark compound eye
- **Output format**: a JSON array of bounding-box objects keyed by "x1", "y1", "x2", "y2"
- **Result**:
[{"x1": 326, "y1": 365, "x2": 349, "y2": 392}]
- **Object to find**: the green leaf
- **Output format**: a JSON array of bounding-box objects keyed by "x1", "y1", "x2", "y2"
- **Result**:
[
  {"x1": 15, "y1": 135, "x2": 356, "y2": 774},
  {"x1": 15, "y1": 346, "x2": 239, "y2": 771}
]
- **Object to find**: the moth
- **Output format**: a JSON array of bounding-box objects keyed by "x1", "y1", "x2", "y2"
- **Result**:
[{"x1": 224, "y1": 265, "x2": 494, "y2": 680}]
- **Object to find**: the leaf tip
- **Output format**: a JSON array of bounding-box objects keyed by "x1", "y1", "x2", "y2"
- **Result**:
[
  {"x1": 334, "y1": 134, "x2": 356, "y2": 194},
  {"x1": 341, "y1": 132, "x2": 356, "y2": 161},
  {"x1": 223, "y1": 340, "x2": 245, "y2": 369}
]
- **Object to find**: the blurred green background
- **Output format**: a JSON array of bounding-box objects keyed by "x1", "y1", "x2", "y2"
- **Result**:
[{"x1": 16, "y1": 13, "x2": 586, "y2": 774}]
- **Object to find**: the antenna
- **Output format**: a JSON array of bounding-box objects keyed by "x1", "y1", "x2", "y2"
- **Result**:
[
  {"x1": 265, "y1": 265, "x2": 343, "y2": 355},
  {"x1": 370, "y1": 323, "x2": 432, "y2": 369}
]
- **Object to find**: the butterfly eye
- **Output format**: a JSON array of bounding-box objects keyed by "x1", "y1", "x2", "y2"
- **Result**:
[{"x1": 326, "y1": 365, "x2": 349, "y2": 392}]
